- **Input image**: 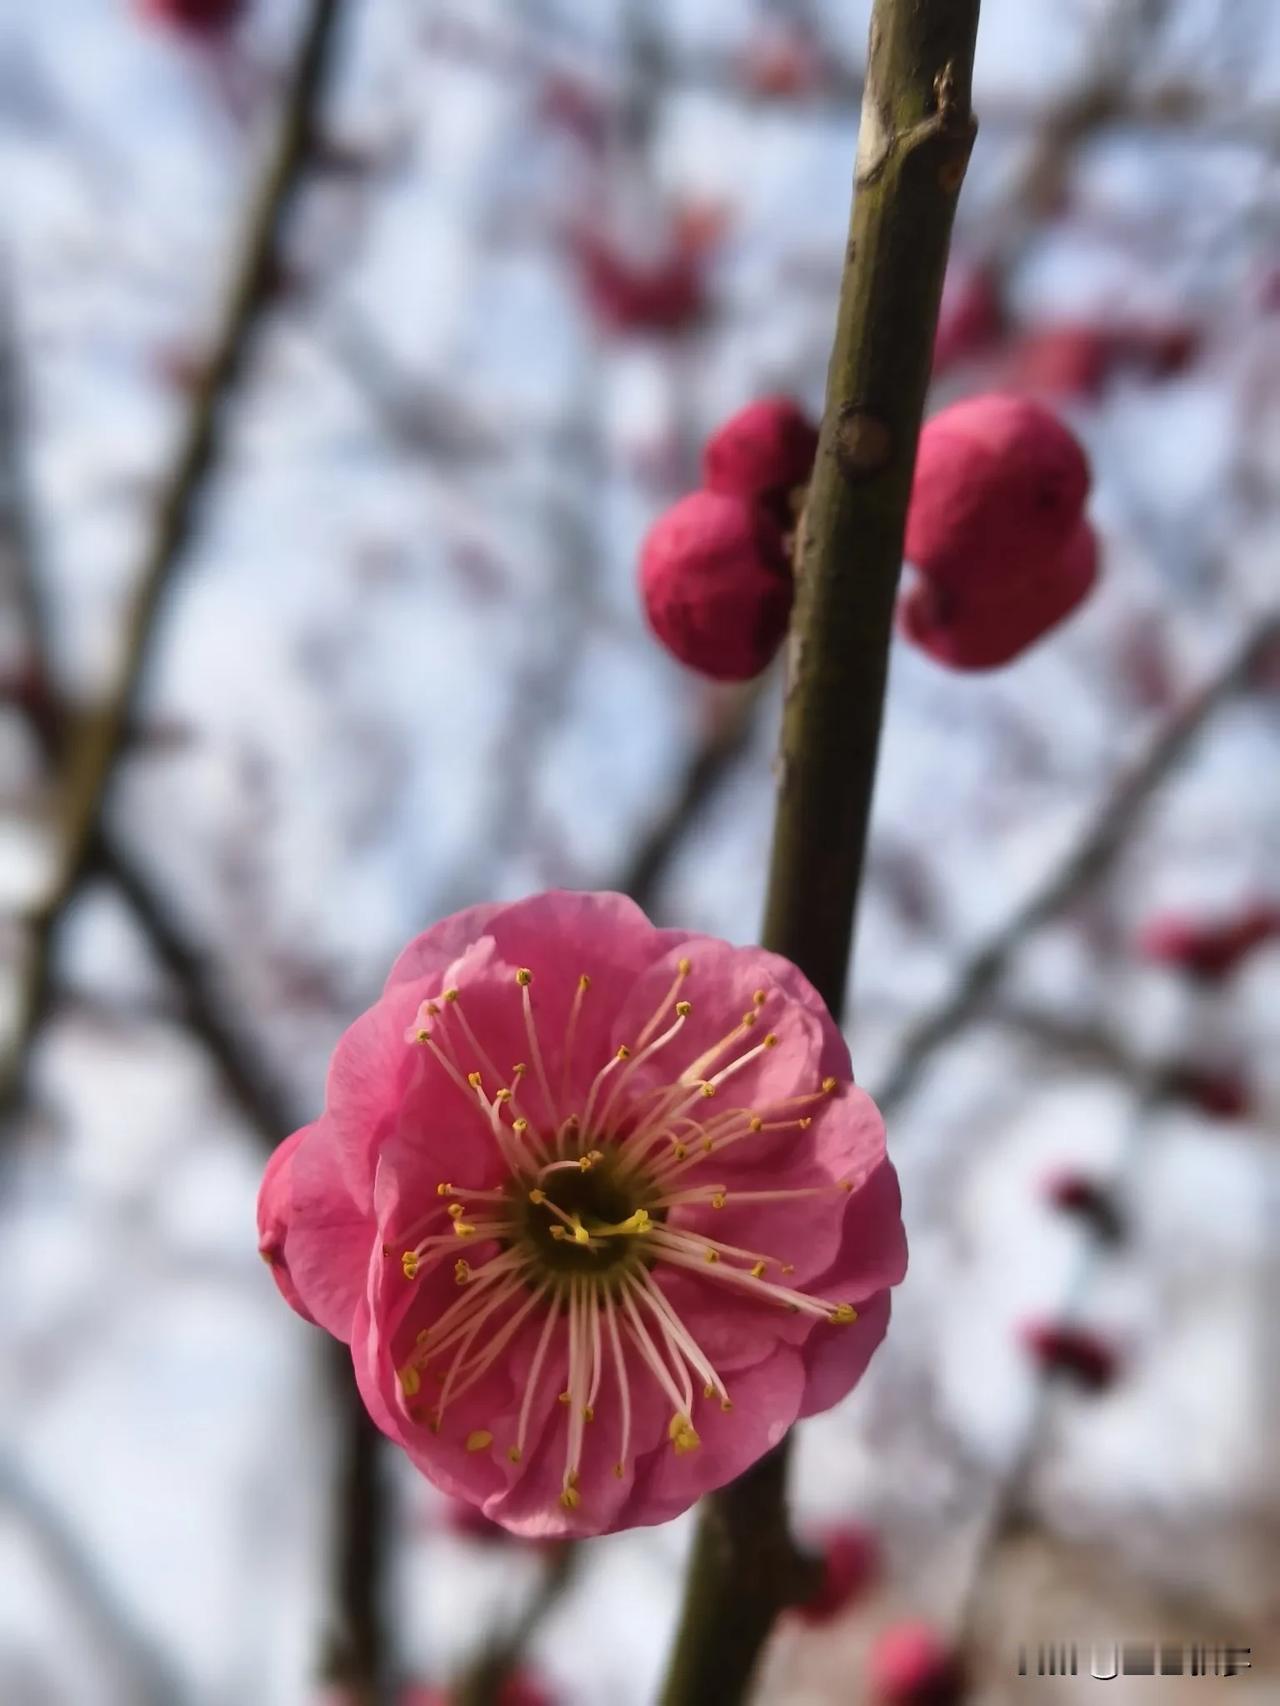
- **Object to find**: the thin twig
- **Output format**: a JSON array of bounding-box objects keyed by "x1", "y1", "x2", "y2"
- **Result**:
[
  {"x1": 874, "y1": 613, "x2": 1280, "y2": 1118},
  {"x1": 659, "y1": 7, "x2": 982, "y2": 1701},
  {"x1": 0, "y1": 0, "x2": 347, "y2": 1117}
]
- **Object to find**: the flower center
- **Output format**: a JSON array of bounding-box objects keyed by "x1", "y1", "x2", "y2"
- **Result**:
[{"x1": 514, "y1": 1147, "x2": 664, "y2": 1277}]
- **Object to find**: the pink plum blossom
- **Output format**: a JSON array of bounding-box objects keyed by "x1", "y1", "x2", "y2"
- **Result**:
[{"x1": 258, "y1": 891, "x2": 905, "y2": 1538}]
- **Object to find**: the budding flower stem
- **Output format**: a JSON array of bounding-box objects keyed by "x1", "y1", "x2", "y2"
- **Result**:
[{"x1": 658, "y1": 5, "x2": 981, "y2": 1703}]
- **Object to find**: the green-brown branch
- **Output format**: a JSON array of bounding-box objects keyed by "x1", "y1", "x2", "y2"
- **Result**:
[{"x1": 658, "y1": 5, "x2": 981, "y2": 1701}]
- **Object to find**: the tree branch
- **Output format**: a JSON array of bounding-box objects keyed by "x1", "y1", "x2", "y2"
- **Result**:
[
  {"x1": 874, "y1": 612, "x2": 1280, "y2": 1118},
  {"x1": 658, "y1": 7, "x2": 981, "y2": 1702},
  {"x1": 0, "y1": 0, "x2": 347, "y2": 1117}
]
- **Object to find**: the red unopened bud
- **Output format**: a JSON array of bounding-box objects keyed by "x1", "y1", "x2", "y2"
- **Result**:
[
  {"x1": 702, "y1": 396, "x2": 818, "y2": 526},
  {"x1": 1042, "y1": 1171, "x2": 1126, "y2": 1243},
  {"x1": 1005, "y1": 323, "x2": 1114, "y2": 399},
  {"x1": 138, "y1": 0, "x2": 245, "y2": 32},
  {"x1": 867, "y1": 1621, "x2": 964, "y2": 1706},
  {"x1": 1138, "y1": 905, "x2": 1280, "y2": 983},
  {"x1": 640, "y1": 490, "x2": 792, "y2": 681},
  {"x1": 906, "y1": 394, "x2": 1091, "y2": 588},
  {"x1": 899, "y1": 517, "x2": 1097, "y2": 671},
  {"x1": 738, "y1": 27, "x2": 824, "y2": 100},
  {"x1": 1168, "y1": 1068, "x2": 1251, "y2": 1120},
  {"x1": 794, "y1": 1523, "x2": 881, "y2": 1625},
  {"x1": 399, "y1": 1677, "x2": 555, "y2": 1706},
  {"x1": 576, "y1": 236, "x2": 705, "y2": 336},
  {"x1": 932, "y1": 265, "x2": 1004, "y2": 376},
  {"x1": 1020, "y1": 1321, "x2": 1120, "y2": 1393}
]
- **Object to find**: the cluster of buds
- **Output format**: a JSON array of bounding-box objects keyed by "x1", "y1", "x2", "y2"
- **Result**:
[
  {"x1": 640, "y1": 397, "x2": 818, "y2": 680},
  {"x1": 899, "y1": 393, "x2": 1096, "y2": 670},
  {"x1": 1138, "y1": 901, "x2": 1280, "y2": 984},
  {"x1": 640, "y1": 390, "x2": 1096, "y2": 681}
]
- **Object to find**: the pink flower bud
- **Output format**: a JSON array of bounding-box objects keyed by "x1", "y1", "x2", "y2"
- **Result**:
[
  {"x1": 398, "y1": 1675, "x2": 557, "y2": 1706},
  {"x1": 867, "y1": 1621, "x2": 964, "y2": 1706},
  {"x1": 1020, "y1": 1321, "x2": 1120, "y2": 1393},
  {"x1": 640, "y1": 490, "x2": 792, "y2": 680},
  {"x1": 702, "y1": 397, "x2": 818, "y2": 525},
  {"x1": 576, "y1": 236, "x2": 704, "y2": 336},
  {"x1": 138, "y1": 0, "x2": 245, "y2": 31},
  {"x1": 794, "y1": 1523, "x2": 881, "y2": 1625},
  {"x1": 899, "y1": 517, "x2": 1097, "y2": 670},
  {"x1": 1169, "y1": 1068, "x2": 1251, "y2": 1121},
  {"x1": 1005, "y1": 323, "x2": 1114, "y2": 399},
  {"x1": 1042, "y1": 1171, "x2": 1125, "y2": 1243},
  {"x1": 1138, "y1": 904, "x2": 1280, "y2": 982},
  {"x1": 906, "y1": 394, "x2": 1091, "y2": 589},
  {"x1": 932, "y1": 266, "x2": 1003, "y2": 376}
]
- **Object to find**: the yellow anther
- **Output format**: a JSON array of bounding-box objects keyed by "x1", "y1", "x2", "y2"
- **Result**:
[
  {"x1": 748, "y1": 1116, "x2": 763, "y2": 1132},
  {"x1": 437, "y1": 1182, "x2": 453, "y2": 1197},
  {"x1": 560, "y1": 1485, "x2": 581, "y2": 1510},
  {"x1": 528, "y1": 1188, "x2": 546, "y2": 1205},
  {"x1": 678, "y1": 957, "x2": 692, "y2": 975},
  {"x1": 668, "y1": 1415, "x2": 701, "y2": 1455},
  {"x1": 675, "y1": 1000, "x2": 692, "y2": 1017},
  {"x1": 447, "y1": 1202, "x2": 465, "y2": 1218},
  {"x1": 703, "y1": 1383, "x2": 715, "y2": 1399},
  {"x1": 831, "y1": 1303, "x2": 858, "y2": 1325},
  {"x1": 741, "y1": 1010, "x2": 758, "y2": 1027},
  {"x1": 700, "y1": 1082, "x2": 717, "y2": 1098},
  {"x1": 750, "y1": 1261, "x2": 767, "y2": 1279},
  {"x1": 417, "y1": 1330, "x2": 430, "y2": 1346},
  {"x1": 467, "y1": 1070, "x2": 483, "y2": 1089},
  {"x1": 762, "y1": 1033, "x2": 779, "y2": 1049},
  {"x1": 613, "y1": 1462, "x2": 625, "y2": 1479},
  {"x1": 260, "y1": 1248, "x2": 277, "y2": 1266},
  {"x1": 507, "y1": 1446, "x2": 522, "y2": 1464},
  {"x1": 454, "y1": 1259, "x2": 471, "y2": 1285},
  {"x1": 558, "y1": 1391, "x2": 571, "y2": 1405},
  {"x1": 781, "y1": 1263, "x2": 795, "y2": 1275},
  {"x1": 425, "y1": 1002, "x2": 441, "y2": 1017},
  {"x1": 578, "y1": 973, "x2": 591, "y2": 991},
  {"x1": 512, "y1": 1062, "x2": 527, "y2": 1077},
  {"x1": 443, "y1": 988, "x2": 459, "y2": 1004},
  {"x1": 704, "y1": 1249, "x2": 719, "y2": 1263},
  {"x1": 752, "y1": 989, "x2": 767, "y2": 1006},
  {"x1": 414, "y1": 1028, "x2": 430, "y2": 1044},
  {"x1": 702, "y1": 1140, "x2": 713, "y2": 1153},
  {"x1": 514, "y1": 1118, "x2": 530, "y2": 1136},
  {"x1": 453, "y1": 1221, "x2": 476, "y2": 1239},
  {"x1": 578, "y1": 1153, "x2": 595, "y2": 1171},
  {"x1": 822, "y1": 1076, "x2": 839, "y2": 1093},
  {"x1": 720, "y1": 1399, "x2": 733, "y2": 1412},
  {"x1": 515, "y1": 968, "x2": 533, "y2": 986},
  {"x1": 588, "y1": 1149, "x2": 603, "y2": 1162},
  {"x1": 799, "y1": 1117, "x2": 812, "y2": 1129},
  {"x1": 840, "y1": 1178, "x2": 853, "y2": 1192},
  {"x1": 401, "y1": 1251, "x2": 420, "y2": 1279},
  {"x1": 398, "y1": 1366, "x2": 421, "y2": 1398},
  {"x1": 496, "y1": 1088, "x2": 513, "y2": 1103},
  {"x1": 671, "y1": 1143, "x2": 688, "y2": 1160},
  {"x1": 616, "y1": 1045, "x2": 631, "y2": 1061},
  {"x1": 466, "y1": 1430, "x2": 493, "y2": 1453},
  {"x1": 551, "y1": 1227, "x2": 567, "y2": 1241},
  {"x1": 583, "y1": 1405, "x2": 595, "y2": 1422},
  {"x1": 711, "y1": 1192, "x2": 726, "y2": 1210}
]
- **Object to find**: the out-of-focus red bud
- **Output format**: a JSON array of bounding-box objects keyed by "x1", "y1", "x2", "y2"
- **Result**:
[
  {"x1": 794, "y1": 1523, "x2": 881, "y2": 1625},
  {"x1": 867, "y1": 1621, "x2": 965, "y2": 1706},
  {"x1": 1020, "y1": 1321, "x2": 1120, "y2": 1393},
  {"x1": 1168, "y1": 1069, "x2": 1251, "y2": 1121},
  {"x1": 1138, "y1": 905, "x2": 1280, "y2": 982},
  {"x1": 138, "y1": 0, "x2": 245, "y2": 32},
  {"x1": 1042, "y1": 1171, "x2": 1126, "y2": 1243},
  {"x1": 575, "y1": 235, "x2": 705, "y2": 336},
  {"x1": 738, "y1": 28, "x2": 824, "y2": 100},
  {"x1": 1005, "y1": 323, "x2": 1114, "y2": 399},
  {"x1": 932, "y1": 266, "x2": 1004, "y2": 375}
]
